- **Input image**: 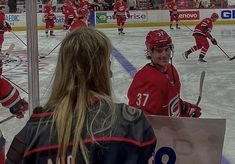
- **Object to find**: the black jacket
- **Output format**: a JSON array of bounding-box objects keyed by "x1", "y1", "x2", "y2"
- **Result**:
[{"x1": 6, "y1": 102, "x2": 156, "y2": 164}]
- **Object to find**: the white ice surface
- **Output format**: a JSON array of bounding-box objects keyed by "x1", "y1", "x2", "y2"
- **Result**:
[{"x1": 0, "y1": 25, "x2": 235, "y2": 163}]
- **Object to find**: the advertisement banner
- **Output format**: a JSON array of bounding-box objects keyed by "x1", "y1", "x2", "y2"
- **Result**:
[
  {"x1": 39, "y1": 13, "x2": 64, "y2": 26},
  {"x1": 221, "y1": 10, "x2": 235, "y2": 19},
  {"x1": 6, "y1": 14, "x2": 26, "y2": 26},
  {"x1": 96, "y1": 12, "x2": 108, "y2": 24},
  {"x1": 147, "y1": 116, "x2": 225, "y2": 164},
  {"x1": 178, "y1": 11, "x2": 200, "y2": 20},
  {"x1": 96, "y1": 11, "x2": 148, "y2": 24}
]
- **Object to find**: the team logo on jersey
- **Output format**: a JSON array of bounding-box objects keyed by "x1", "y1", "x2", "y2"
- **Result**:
[
  {"x1": 168, "y1": 95, "x2": 180, "y2": 117},
  {"x1": 122, "y1": 106, "x2": 142, "y2": 122}
]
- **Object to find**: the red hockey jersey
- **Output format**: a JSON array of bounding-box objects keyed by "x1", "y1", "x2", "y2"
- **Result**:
[
  {"x1": 193, "y1": 18, "x2": 213, "y2": 36},
  {"x1": 65, "y1": 5, "x2": 77, "y2": 19},
  {"x1": 68, "y1": 19, "x2": 87, "y2": 31},
  {"x1": 128, "y1": 64, "x2": 182, "y2": 117},
  {"x1": 0, "y1": 12, "x2": 10, "y2": 34},
  {"x1": 44, "y1": 4, "x2": 55, "y2": 20},
  {"x1": 113, "y1": 1, "x2": 128, "y2": 16},
  {"x1": 0, "y1": 12, "x2": 5, "y2": 33},
  {"x1": 167, "y1": 1, "x2": 175, "y2": 11},
  {"x1": 79, "y1": 0, "x2": 90, "y2": 10}
]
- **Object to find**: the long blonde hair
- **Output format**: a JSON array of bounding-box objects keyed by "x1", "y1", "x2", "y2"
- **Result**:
[{"x1": 45, "y1": 28, "x2": 115, "y2": 163}]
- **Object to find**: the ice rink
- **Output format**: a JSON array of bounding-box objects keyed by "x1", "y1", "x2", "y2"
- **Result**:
[{"x1": 0, "y1": 25, "x2": 235, "y2": 163}]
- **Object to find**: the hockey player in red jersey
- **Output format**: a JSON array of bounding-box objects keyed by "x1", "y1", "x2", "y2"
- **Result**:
[
  {"x1": 44, "y1": 0, "x2": 56, "y2": 37},
  {"x1": 65, "y1": 1, "x2": 77, "y2": 28},
  {"x1": 0, "y1": 50, "x2": 29, "y2": 162},
  {"x1": 0, "y1": 7, "x2": 28, "y2": 159},
  {"x1": 68, "y1": 8, "x2": 88, "y2": 32},
  {"x1": 79, "y1": 0, "x2": 90, "y2": 10},
  {"x1": 79, "y1": 0, "x2": 91, "y2": 26},
  {"x1": 0, "y1": 5, "x2": 29, "y2": 164},
  {"x1": 0, "y1": 59, "x2": 29, "y2": 163},
  {"x1": 0, "y1": 6, "x2": 12, "y2": 53},
  {"x1": 62, "y1": 0, "x2": 70, "y2": 30},
  {"x1": 113, "y1": 0, "x2": 130, "y2": 35},
  {"x1": 128, "y1": 29, "x2": 201, "y2": 117},
  {"x1": 167, "y1": 0, "x2": 180, "y2": 30},
  {"x1": 182, "y1": 13, "x2": 219, "y2": 62}
]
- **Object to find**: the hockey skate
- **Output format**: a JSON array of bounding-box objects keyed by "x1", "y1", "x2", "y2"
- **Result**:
[
  {"x1": 176, "y1": 26, "x2": 180, "y2": 29},
  {"x1": 182, "y1": 52, "x2": 189, "y2": 60},
  {"x1": 198, "y1": 58, "x2": 207, "y2": 63},
  {"x1": 118, "y1": 31, "x2": 125, "y2": 35},
  {"x1": 50, "y1": 31, "x2": 55, "y2": 36}
]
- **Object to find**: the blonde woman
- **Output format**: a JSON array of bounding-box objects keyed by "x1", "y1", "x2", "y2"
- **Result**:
[{"x1": 6, "y1": 28, "x2": 156, "y2": 164}]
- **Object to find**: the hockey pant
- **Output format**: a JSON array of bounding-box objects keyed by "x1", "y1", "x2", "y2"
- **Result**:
[
  {"x1": 45, "y1": 19, "x2": 55, "y2": 30},
  {"x1": 116, "y1": 15, "x2": 126, "y2": 29},
  {"x1": 190, "y1": 34, "x2": 210, "y2": 57},
  {"x1": 170, "y1": 12, "x2": 179, "y2": 22}
]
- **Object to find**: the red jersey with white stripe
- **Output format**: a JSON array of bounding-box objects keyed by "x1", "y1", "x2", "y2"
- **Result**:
[
  {"x1": 167, "y1": 1, "x2": 178, "y2": 15},
  {"x1": 79, "y1": 0, "x2": 90, "y2": 10},
  {"x1": 44, "y1": 4, "x2": 55, "y2": 19},
  {"x1": 113, "y1": 1, "x2": 128, "y2": 16},
  {"x1": 193, "y1": 18, "x2": 213, "y2": 36},
  {"x1": 167, "y1": 1, "x2": 175, "y2": 12},
  {"x1": 128, "y1": 64, "x2": 182, "y2": 117},
  {"x1": 0, "y1": 12, "x2": 5, "y2": 34},
  {"x1": 65, "y1": 5, "x2": 77, "y2": 19},
  {"x1": 62, "y1": 3, "x2": 68, "y2": 15},
  {"x1": 68, "y1": 19, "x2": 87, "y2": 31}
]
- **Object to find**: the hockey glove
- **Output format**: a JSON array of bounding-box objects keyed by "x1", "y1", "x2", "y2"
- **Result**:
[
  {"x1": 9, "y1": 99, "x2": 29, "y2": 119},
  {"x1": 181, "y1": 101, "x2": 201, "y2": 118},
  {"x1": 112, "y1": 14, "x2": 116, "y2": 19},
  {"x1": 5, "y1": 22, "x2": 12, "y2": 32},
  {"x1": 211, "y1": 38, "x2": 217, "y2": 45},
  {"x1": 44, "y1": 15, "x2": 48, "y2": 20},
  {"x1": 6, "y1": 26, "x2": 12, "y2": 32}
]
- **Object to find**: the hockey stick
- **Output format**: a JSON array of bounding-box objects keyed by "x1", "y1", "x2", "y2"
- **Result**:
[
  {"x1": 43, "y1": 40, "x2": 62, "y2": 57},
  {"x1": 178, "y1": 21, "x2": 193, "y2": 32},
  {"x1": 0, "y1": 115, "x2": 15, "y2": 124},
  {"x1": 190, "y1": 71, "x2": 205, "y2": 117},
  {"x1": 216, "y1": 44, "x2": 235, "y2": 61},
  {"x1": 11, "y1": 32, "x2": 46, "y2": 59},
  {"x1": 196, "y1": 71, "x2": 205, "y2": 105},
  {"x1": 11, "y1": 31, "x2": 27, "y2": 47}
]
